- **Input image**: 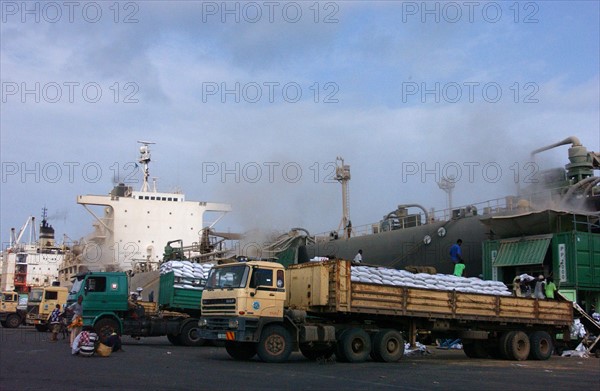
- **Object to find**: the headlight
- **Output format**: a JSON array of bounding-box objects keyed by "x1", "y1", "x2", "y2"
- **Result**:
[
  {"x1": 228, "y1": 319, "x2": 239, "y2": 328},
  {"x1": 198, "y1": 318, "x2": 207, "y2": 327}
]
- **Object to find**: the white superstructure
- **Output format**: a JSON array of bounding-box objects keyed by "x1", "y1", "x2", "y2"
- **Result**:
[
  {"x1": 55, "y1": 142, "x2": 233, "y2": 283},
  {"x1": 0, "y1": 211, "x2": 66, "y2": 292}
]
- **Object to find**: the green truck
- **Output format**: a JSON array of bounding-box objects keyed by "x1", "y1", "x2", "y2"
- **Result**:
[{"x1": 67, "y1": 271, "x2": 205, "y2": 346}]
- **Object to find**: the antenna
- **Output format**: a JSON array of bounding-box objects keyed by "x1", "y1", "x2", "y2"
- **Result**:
[
  {"x1": 137, "y1": 141, "x2": 156, "y2": 192},
  {"x1": 438, "y1": 176, "x2": 456, "y2": 218}
]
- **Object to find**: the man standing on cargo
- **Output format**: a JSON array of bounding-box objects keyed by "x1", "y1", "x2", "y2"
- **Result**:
[
  {"x1": 449, "y1": 239, "x2": 463, "y2": 265},
  {"x1": 353, "y1": 249, "x2": 363, "y2": 263},
  {"x1": 533, "y1": 275, "x2": 546, "y2": 299},
  {"x1": 545, "y1": 277, "x2": 557, "y2": 299}
]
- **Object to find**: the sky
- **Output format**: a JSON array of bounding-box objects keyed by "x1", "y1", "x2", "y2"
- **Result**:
[{"x1": 1, "y1": 0, "x2": 599, "y2": 246}]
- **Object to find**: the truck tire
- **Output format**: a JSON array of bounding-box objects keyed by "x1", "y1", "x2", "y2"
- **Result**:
[
  {"x1": 498, "y1": 331, "x2": 515, "y2": 359},
  {"x1": 462, "y1": 339, "x2": 488, "y2": 358},
  {"x1": 5, "y1": 314, "x2": 21, "y2": 329},
  {"x1": 257, "y1": 324, "x2": 293, "y2": 363},
  {"x1": 337, "y1": 328, "x2": 371, "y2": 363},
  {"x1": 225, "y1": 342, "x2": 257, "y2": 361},
  {"x1": 371, "y1": 329, "x2": 404, "y2": 362},
  {"x1": 167, "y1": 334, "x2": 182, "y2": 346},
  {"x1": 35, "y1": 324, "x2": 49, "y2": 332},
  {"x1": 528, "y1": 331, "x2": 553, "y2": 361},
  {"x1": 507, "y1": 331, "x2": 530, "y2": 361},
  {"x1": 179, "y1": 321, "x2": 206, "y2": 347},
  {"x1": 300, "y1": 343, "x2": 335, "y2": 361},
  {"x1": 95, "y1": 318, "x2": 120, "y2": 344}
]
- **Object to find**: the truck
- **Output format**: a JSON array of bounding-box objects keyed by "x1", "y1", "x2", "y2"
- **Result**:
[
  {"x1": 198, "y1": 259, "x2": 573, "y2": 363},
  {"x1": 0, "y1": 291, "x2": 27, "y2": 328},
  {"x1": 25, "y1": 286, "x2": 69, "y2": 331},
  {"x1": 68, "y1": 270, "x2": 206, "y2": 346}
]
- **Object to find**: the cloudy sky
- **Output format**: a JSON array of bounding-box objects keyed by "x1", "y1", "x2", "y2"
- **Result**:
[{"x1": 1, "y1": 1, "x2": 598, "y2": 244}]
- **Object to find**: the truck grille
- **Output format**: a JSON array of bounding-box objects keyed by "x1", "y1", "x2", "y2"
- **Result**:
[{"x1": 202, "y1": 298, "x2": 236, "y2": 315}]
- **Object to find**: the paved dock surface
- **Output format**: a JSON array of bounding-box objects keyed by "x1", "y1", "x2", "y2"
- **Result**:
[{"x1": 1, "y1": 327, "x2": 598, "y2": 391}]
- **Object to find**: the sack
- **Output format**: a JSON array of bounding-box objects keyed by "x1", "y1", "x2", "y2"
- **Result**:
[{"x1": 96, "y1": 343, "x2": 112, "y2": 357}]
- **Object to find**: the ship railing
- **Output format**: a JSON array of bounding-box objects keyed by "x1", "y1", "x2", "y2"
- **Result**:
[{"x1": 313, "y1": 195, "x2": 526, "y2": 240}]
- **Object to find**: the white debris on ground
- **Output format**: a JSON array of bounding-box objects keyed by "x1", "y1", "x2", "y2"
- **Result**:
[
  {"x1": 351, "y1": 265, "x2": 512, "y2": 296},
  {"x1": 160, "y1": 260, "x2": 214, "y2": 290},
  {"x1": 404, "y1": 342, "x2": 432, "y2": 356},
  {"x1": 561, "y1": 342, "x2": 590, "y2": 358}
]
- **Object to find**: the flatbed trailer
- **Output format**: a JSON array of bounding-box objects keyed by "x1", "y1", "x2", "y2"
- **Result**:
[{"x1": 200, "y1": 260, "x2": 572, "y2": 363}]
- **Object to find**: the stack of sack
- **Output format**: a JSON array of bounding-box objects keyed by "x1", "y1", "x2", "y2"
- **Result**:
[
  {"x1": 351, "y1": 266, "x2": 511, "y2": 296},
  {"x1": 160, "y1": 260, "x2": 215, "y2": 290}
]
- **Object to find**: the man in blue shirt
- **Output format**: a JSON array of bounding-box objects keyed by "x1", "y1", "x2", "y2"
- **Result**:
[{"x1": 449, "y1": 239, "x2": 463, "y2": 264}]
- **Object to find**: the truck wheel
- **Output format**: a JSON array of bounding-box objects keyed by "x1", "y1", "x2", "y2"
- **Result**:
[
  {"x1": 528, "y1": 331, "x2": 553, "y2": 361},
  {"x1": 462, "y1": 339, "x2": 488, "y2": 358},
  {"x1": 372, "y1": 329, "x2": 404, "y2": 362},
  {"x1": 5, "y1": 314, "x2": 21, "y2": 328},
  {"x1": 507, "y1": 331, "x2": 530, "y2": 361},
  {"x1": 179, "y1": 321, "x2": 207, "y2": 347},
  {"x1": 300, "y1": 344, "x2": 335, "y2": 361},
  {"x1": 95, "y1": 318, "x2": 120, "y2": 343},
  {"x1": 338, "y1": 328, "x2": 371, "y2": 363},
  {"x1": 35, "y1": 324, "x2": 49, "y2": 332},
  {"x1": 498, "y1": 331, "x2": 515, "y2": 359},
  {"x1": 167, "y1": 334, "x2": 182, "y2": 346},
  {"x1": 257, "y1": 324, "x2": 293, "y2": 363},
  {"x1": 225, "y1": 342, "x2": 257, "y2": 361}
]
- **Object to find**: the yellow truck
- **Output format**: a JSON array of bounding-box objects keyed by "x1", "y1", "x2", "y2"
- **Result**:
[
  {"x1": 199, "y1": 259, "x2": 573, "y2": 363},
  {"x1": 0, "y1": 291, "x2": 27, "y2": 328},
  {"x1": 25, "y1": 286, "x2": 69, "y2": 332}
]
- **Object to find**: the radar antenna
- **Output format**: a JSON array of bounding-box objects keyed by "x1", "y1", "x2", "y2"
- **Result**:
[{"x1": 137, "y1": 141, "x2": 156, "y2": 192}]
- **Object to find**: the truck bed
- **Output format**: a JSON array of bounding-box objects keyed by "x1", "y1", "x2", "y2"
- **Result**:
[
  {"x1": 286, "y1": 260, "x2": 572, "y2": 326},
  {"x1": 158, "y1": 271, "x2": 203, "y2": 314}
]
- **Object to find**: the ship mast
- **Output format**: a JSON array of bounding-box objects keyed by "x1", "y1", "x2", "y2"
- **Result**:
[
  {"x1": 335, "y1": 157, "x2": 352, "y2": 238},
  {"x1": 137, "y1": 140, "x2": 156, "y2": 192}
]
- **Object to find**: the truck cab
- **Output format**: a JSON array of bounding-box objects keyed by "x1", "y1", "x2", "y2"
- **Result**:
[
  {"x1": 67, "y1": 272, "x2": 129, "y2": 329},
  {"x1": 200, "y1": 261, "x2": 301, "y2": 362},
  {"x1": 26, "y1": 286, "x2": 68, "y2": 331},
  {"x1": 0, "y1": 291, "x2": 27, "y2": 328}
]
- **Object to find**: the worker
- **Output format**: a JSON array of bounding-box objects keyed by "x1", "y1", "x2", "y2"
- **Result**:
[
  {"x1": 512, "y1": 276, "x2": 522, "y2": 297},
  {"x1": 544, "y1": 277, "x2": 557, "y2": 299},
  {"x1": 66, "y1": 295, "x2": 84, "y2": 347},
  {"x1": 72, "y1": 326, "x2": 98, "y2": 356},
  {"x1": 453, "y1": 259, "x2": 465, "y2": 277},
  {"x1": 353, "y1": 249, "x2": 363, "y2": 263},
  {"x1": 449, "y1": 239, "x2": 463, "y2": 265},
  {"x1": 519, "y1": 274, "x2": 534, "y2": 298},
  {"x1": 533, "y1": 275, "x2": 546, "y2": 299},
  {"x1": 47, "y1": 304, "x2": 61, "y2": 342}
]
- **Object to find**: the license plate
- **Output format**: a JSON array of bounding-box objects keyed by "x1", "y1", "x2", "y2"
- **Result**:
[{"x1": 218, "y1": 333, "x2": 226, "y2": 339}]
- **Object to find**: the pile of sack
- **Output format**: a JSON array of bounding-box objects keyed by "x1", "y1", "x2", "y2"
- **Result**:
[
  {"x1": 351, "y1": 265, "x2": 511, "y2": 296},
  {"x1": 159, "y1": 260, "x2": 215, "y2": 290}
]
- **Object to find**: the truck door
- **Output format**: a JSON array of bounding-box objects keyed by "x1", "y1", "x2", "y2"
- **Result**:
[
  {"x1": 248, "y1": 267, "x2": 285, "y2": 318},
  {"x1": 83, "y1": 275, "x2": 128, "y2": 313}
]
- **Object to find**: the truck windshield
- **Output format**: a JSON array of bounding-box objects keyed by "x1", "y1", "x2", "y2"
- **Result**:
[
  {"x1": 205, "y1": 265, "x2": 249, "y2": 289},
  {"x1": 70, "y1": 279, "x2": 83, "y2": 295},
  {"x1": 28, "y1": 289, "x2": 43, "y2": 303}
]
